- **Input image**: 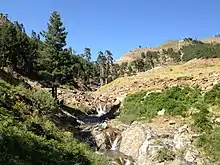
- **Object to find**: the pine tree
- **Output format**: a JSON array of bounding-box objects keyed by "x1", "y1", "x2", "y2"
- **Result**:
[
  {"x1": 146, "y1": 51, "x2": 155, "y2": 68},
  {"x1": 0, "y1": 22, "x2": 18, "y2": 69},
  {"x1": 105, "y1": 50, "x2": 114, "y2": 83},
  {"x1": 40, "y1": 11, "x2": 68, "y2": 99},
  {"x1": 81, "y1": 48, "x2": 92, "y2": 84},
  {"x1": 97, "y1": 51, "x2": 107, "y2": 86},
  {"x1": 119, "y1": 62, "x2": 128, "y2": 76},
  {"x1": 136, "y1": 58, "x2": 145, "y2": 72},
  {"x1": 127, "y1": 65, "x2": 133, "y2": 76},
  {"x1": 141, "y1": 52, "x2": 146, "y2": 59},
  {"x1": 84, "y1": 48, "x2": 91, "y2": 62}
]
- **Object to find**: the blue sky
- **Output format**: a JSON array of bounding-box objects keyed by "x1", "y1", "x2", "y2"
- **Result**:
[{"x1": 0, "y1": 0, "x2": 219, "y2": 60}]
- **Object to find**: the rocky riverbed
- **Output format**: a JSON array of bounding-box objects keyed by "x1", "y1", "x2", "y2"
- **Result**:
[{"x1": 83, "y1": 116, "x2": 214, "y2": 165}]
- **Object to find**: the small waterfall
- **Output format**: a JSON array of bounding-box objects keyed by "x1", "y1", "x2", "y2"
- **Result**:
[
  {"x1": 111, "y1": 135, "x2": 120, "y2": 151},
  {"x1": 125, "y1": 159, "x2": 131, "y2": 165},
  {"x1": 61, "y1": 109, "x2": 85, "y2": 124},
  {"x1": 96, "y1": 104, "x2": 107, "y2": 117}
]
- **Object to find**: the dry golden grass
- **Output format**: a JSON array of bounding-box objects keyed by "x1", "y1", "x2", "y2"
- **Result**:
[
  {"x1": 93, "y1": 58, "x2": 220, "y2": 98},
  {"x1": 120, "y1": 37, "x2": 220, "y2": 64}
]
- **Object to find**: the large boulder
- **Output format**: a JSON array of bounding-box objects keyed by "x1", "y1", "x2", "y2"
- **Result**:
[
  {"x1": 117, "y1": 121, "x2": 212, "y2": 165},
  {"x1": 119, "y1": 122, "x2": 154, "y2": 160}
]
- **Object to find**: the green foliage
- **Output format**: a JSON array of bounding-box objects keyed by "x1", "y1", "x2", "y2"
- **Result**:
[
  {"x1": 97, "y1": 51, "x2": 107, "y2": 85},
  {"x1": 181, "y1": 42, "x2": 220, "y2": 61},
  {"x1": 121, "y1": 84, "x2": 220, "y2": 162},
  {"x1": 191, "y1": 84, "x2": 220, "y2": 133},
  {"x1": 0, "y1": 80, "x2": 107, "y2": 165},
  {"x1": 156, "y1": 147, "x2": 175, "y2": 162},
  {"x1": 191, "y1": 102, "x2": 212, "y2": 132},
  {"x1": 0, "y1": 12, "x2": 105, "y2": 91},
  {"x1": 195, "y1": 86, "x2": 220, "y2": 161},
  {"x1": 120, "y1": 86, "x2": 201, "y2": 122},
  {"x1": 204, "y1": 84, "x2": 220, "y2": 106},
  {"x1": 130, "y1": 51, "x2": 160, "y2": 73},
  {"x1": 197, "y1": 127, "x2": 220, "y2": 162},
  {"x1": 163, "y1": 48, "x2": 181, "y2": 63}
]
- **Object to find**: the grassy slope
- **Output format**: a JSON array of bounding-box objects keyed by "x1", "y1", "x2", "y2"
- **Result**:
[
  {"x1": 93, "y1": 58, "x2": 220, "y2": 99},
  {"x1": 120, "y1": 37, "x2": 220, "y2": 63},
  {"x1": 0, "y1": 80, "x2": 107, "y2": 165}
]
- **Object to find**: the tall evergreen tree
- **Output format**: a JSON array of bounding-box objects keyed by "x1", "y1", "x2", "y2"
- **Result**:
[
  {"x1": 119, "y1": 62, "x2": 128, "y2": 76},
  {"x1": 127, "y1": 65, "x2": 133, "y2": 76},
  {"x1": 97, "y1": 51, "x2": 107, "y2": 86},
  {"x1": 111, "y1": 63, "x2": 119, "y2": 80},
  {"x1": 40, "y1": 11, "x2": 68, "y2": 99},
  {"x1": 0, "y1": 22, "x2": 18, "y2": 69},
  {"x1": 84, "y1": 48, "x2": 91, "y2": 62},
  {"x1": 105, "y1": 50, "x2": 114, "y2": 83}
]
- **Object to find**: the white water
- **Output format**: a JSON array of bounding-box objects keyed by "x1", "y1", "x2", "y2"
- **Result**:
[
  {"x1": 125, "y1": 159, "x2": 131, "y2": 165},
  {"x1": 61, "y1": 110, "x2": 85, "y2": 124},
  {"x1": 96, "y1": 104, "x2": 107, "y2": 117},
  {"x1": 110, "y1": 135, "x2": 120, "y2": 151}
]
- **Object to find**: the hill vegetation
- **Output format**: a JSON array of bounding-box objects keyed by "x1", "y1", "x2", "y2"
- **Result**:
[
  {"x1": 0, "y1": 12, "x2": 121, "y2": 95},
  {"x1": 0, "y1": 79, "x2": 107, "y2": 164},
  {"x1": 119, "y1": 37, "x2": 220, "y2": 74},
  {"x1": 120, "y1": 84, "x2": 220, "y2": 162}
]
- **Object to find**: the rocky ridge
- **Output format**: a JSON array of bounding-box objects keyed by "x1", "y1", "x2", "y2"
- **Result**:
[{"x1": 120, "y1": 37, "x2": 220, "y2": 64}]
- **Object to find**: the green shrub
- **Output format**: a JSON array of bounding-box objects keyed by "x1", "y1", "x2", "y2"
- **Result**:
[
  {"x1": 191, "y1": 102, "x2": 212, "y2": 132},
  {"x1": 0, "y1": 80, "x2": 107, "y2": 165},
  {"x1": 14, "y1": 84, "x2": 56, "y2": 115},
  {"x1": 204, "y1": 84, "x2": 220, "y2": 106},
  {"x1": 120, "y1": 86, "x2": 201, "y2": 122},
  {"x1": 197, "y1": 127, "x2": 220, "y2": 162},
  {"x1": 156, "y1": 147, "x2": 175, "y2": 162},
  {"x1": 0, "y1": 124, "x2": 107, "y2": 165}
]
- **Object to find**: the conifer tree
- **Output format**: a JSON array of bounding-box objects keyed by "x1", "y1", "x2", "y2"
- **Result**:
[
  {"x1": 0, "y1": 22, "x2": 18, "y2": 69},
  {"x1": 105, "y1": 50, "x2": 114, "y2": 83},
  {"x1": 40, "y1": 11, "x2": 68, "y2": 99},
  {"x1": 97, "y1": 51, "x2": 107, "y2": 86},
  {"x1": 84, "y1": 47, "x2": 91, "y2": 62}
]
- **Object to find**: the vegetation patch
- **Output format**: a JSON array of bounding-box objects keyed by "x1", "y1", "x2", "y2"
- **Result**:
[
  {"x1": 121, "y1": 84, "x2": 220, "y2": 162},
  {"x1": 181, "y1": 42, "x2": 220, "y2": 61},
  {"x1": 196, "y1": 127, "x2": 220, "y2": 162},
  {"x1": 156, "y1": 147, "x2": 175, "y2": 162},
  {"x1": 120, "y1": 86, "x2": 201, "y2": 123},
  {"x1": 0, "y1": 80, "x2": 107, "y2": 165}
]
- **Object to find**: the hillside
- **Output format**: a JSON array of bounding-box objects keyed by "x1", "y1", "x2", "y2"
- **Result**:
[
  {"x1": 119, "y1": 37, "x2": 220, "y2": 63},
  {"x1": 0, "y1": 79, "x2": 107, "y2": 165},
  {"x1": 93, "y1": 58, "x2": 220, "y2": 100}
]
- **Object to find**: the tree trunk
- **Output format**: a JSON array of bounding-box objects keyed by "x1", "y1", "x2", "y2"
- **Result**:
[
  {"x1": 100, "y1": 77, "x2": 104, "y2": 86},
  {"x1": 54, "y1": 86, "x2": 57, "y2": 100},
  {"x1": 105, "y1": 77, "x2": 108, "y2": 84},
  {"x1": 52, "y1": 85, "x2": 55, "y2": 98},
  {"x1": 51, "y1": 84, "x2": 57, "y2": 99}
]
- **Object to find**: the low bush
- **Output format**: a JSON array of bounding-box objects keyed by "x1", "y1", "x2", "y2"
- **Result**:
[
  {"x1": 191, "y1": 102, "x2": 212, "y2": 132},
  {"x1": 204, "y1": 84, "x2": 220, "y2": 106},
  {"x1": 156, "y1": 147, "x2": 175, "y2": 162}
]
